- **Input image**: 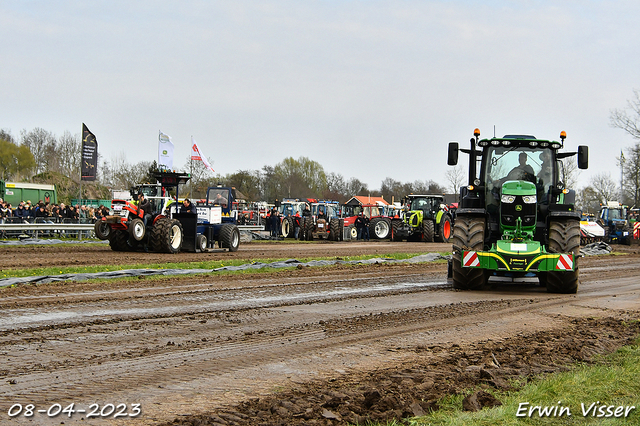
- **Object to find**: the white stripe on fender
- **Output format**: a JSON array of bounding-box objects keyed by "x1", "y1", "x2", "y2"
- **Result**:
[
  {"x1": 463, "y1": 251, "x2": 479, "y2": 267},
  {"x1": 555, "y1": 254, "x2": 573, "y2": 270}
]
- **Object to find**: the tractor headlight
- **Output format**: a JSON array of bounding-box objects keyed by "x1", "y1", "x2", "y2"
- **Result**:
[
  {"x1": 522, "y1": 195, "x2": 537, "y2": 204},
  {"x1": 501, "y1": 195, "x2": 516, "y2": 203}
]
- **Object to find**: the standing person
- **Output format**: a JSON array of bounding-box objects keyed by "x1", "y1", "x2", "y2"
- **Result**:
[
  {"x1": 269, "y1": 208, "x2": 280, "y2": 238},
  {"x1": 355, "y1": 212, "x2": 366, "y2": 241},
  {"x1": 362, "y1": 214, "x2": 370, "y2": 241},
  {"x1": 293, "y1": 211, "x2": 301, "y2": 240}
]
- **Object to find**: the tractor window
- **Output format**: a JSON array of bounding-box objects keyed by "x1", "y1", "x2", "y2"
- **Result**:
[
  {"x1": 208, "y1": 189, "x2": 229, "y2": 207},
  {"x1": 486, "y1": 147, "x2": 554, "y2": 192},
  {"x1": 609, "y1": 209, "x2": 621, "y2": 220}
]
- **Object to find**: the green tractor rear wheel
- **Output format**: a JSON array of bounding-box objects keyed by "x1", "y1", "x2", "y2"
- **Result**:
[
  {"x1": 437, "y1": 213, "x2": 453, "y2": 243},
  {"x1": 451, "y1": 215, "x2": 487, "y2": 290},
  {"x1": 544, "y1": 219, "x2": 580, "y2": 294}
]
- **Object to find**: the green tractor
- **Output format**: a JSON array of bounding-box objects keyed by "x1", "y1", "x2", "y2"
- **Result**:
[
  {"x1": 447, "y1": 129, "x2": 589, "y2": 293},
  {"x1": 391, "y1": 194, "x2": 453, "y2": 242}
]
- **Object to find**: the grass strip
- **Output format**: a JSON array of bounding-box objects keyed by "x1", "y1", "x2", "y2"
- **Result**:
[
  {"x1": 404, "y1": 338, "x2": 640, "y2": 426},
  {"x1": 0, "y1": 252, "x2": 445, "y2": 279}
]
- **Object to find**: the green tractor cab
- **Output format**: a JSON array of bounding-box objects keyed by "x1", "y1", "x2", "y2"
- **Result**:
[
  {"x1": 447, "y1": 129, "x2": 588, "y2": 293},
  {"x1": 391, "y1": 194, "x2": 453, "y2": 243}
]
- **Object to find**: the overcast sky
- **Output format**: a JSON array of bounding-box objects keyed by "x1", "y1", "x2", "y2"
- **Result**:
[{"x1": 2, "y1": 0, "x2": 639, "y2": 192}]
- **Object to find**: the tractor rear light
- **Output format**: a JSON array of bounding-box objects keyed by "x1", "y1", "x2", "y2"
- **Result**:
[
  {"x1": 522, "y1": 195, "x2": 537, "y2": 204},
  {"x1": 501, "y1": 195, "x2": 516, "y2": 203},
  {"x1": 467, "y1": 185, "x2": 474, "y2": 191},
  {"x1": 562, "y1": 189, "x2": 569, "y2": 194}
]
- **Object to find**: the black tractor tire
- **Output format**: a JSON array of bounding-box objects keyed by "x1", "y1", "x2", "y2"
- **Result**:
[
  {"x1": 219, "y1": 223, "x2": 240, "y2": 252},
  {"x1": 128, "y1": 218, "x2": 146, "y2": 242},
  {"x1": 422, "y1": 220, "x2": 435, "y2": 242},
  {"x1": 150, "y1": 218, "x2": 184, "y2": 254},
  {"x1": 622, "y1": 226, "x2": 633, "y2": 246},
  {"x1": 436, "y1": 213, "x2": 453, "y2": 243},
  {"x1": 94, "y1": 221, "x2": 112, "y2": 240},
  {"x1": 370, "y1": 218, "x2": 391, "y2": 239},
  {"x1": 109, "y1": 230, "x2": 129, "y2": 252},
  {"x1": 451, "y1": 215, "x2": 488, "y2": 290},
  {"x1": 391, "y1": 219, "x2": 403, "y2": 241},
  {"x1": 281, "y1": 217, "x2": 295, "y2": 238},
  {"x1": 338, "y1": 219, "x2": 345, "y2": 241},
  {"x1": 304, "y1": 217, "x2": 314, "y2": 241},
  {"x1": 545, "y1": 219, "x2": 580, "y2": 294},
  {"x1": 329, "y1": 218, "x2": 340, "y2": 241},
  {"x1": 196, "y1": 233, "x2": 208, "y2": 252}
]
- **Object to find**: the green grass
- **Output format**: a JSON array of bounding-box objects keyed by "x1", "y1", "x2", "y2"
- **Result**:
[
  {"x1": 0, "y1": 251, "x2": 444, "y2": 279},
  {"x1": 401, "y1": 340, "x2": 640, "y2": 426}
]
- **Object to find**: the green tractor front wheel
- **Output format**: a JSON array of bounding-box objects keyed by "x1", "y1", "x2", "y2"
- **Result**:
[
  {"x1": 543, "y1": 219, "x2": 580, "y2": 294},
  {"x1": 451, "y1": 215, "x2": 487, "y2": 290}
]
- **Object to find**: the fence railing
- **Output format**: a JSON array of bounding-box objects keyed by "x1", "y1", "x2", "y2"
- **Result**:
[
  {"x1": 0, "y1": 218, "x2": 263, "y2": 240},
  {"x1": 0, "y1": 218, "x2": 95, "y2": 240}
]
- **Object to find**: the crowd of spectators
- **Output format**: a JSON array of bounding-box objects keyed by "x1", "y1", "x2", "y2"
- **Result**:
[{"x1": 0, "y1": 198, "x2": 110, "y2": 223}]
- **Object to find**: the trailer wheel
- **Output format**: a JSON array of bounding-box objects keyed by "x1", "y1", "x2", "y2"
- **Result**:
[
  {"x1": 219, "y1": 223, "x2": 240, "y2": 252},
  {"x1": 129, "y1": 218, "x2": 146, "y2": 242},
  {"x1": 94, "y1": 221, "x2": 112, "y2": 240},
  {"x1": 451, "y1": 215, "x2": 487, "y2": 290},
  {"x1": 370, "y1": 218, "x2": 391, "y2": 239},
  {"x1": 422, "y1": 220, "x2": 435, "y2": 242},
  {"x1": 437, "y1": 214, "x2": 453, "y2": 243},
  {"x1": 196, "y1": 233, "x2": 208, "y2": 252},
  {"x1": 545, "y1": 219, "x2": 580, "y2": 294}
]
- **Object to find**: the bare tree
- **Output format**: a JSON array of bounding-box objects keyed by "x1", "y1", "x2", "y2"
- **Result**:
[
  {"x1": 20, "y1": 128, "x2": 57, "y2": 175},
  {"x1": 445, "y1": 165, "x2": 465, "y2": 194},
  {"x1": 610, "y1": 89, "x2": 640, "y2": 141},
  {"x1": 590, "y1": 173, "x2": 619, "y2": 205},
  {"x1": 56, "y1": 131, "x2": 81, "y2": 180}
]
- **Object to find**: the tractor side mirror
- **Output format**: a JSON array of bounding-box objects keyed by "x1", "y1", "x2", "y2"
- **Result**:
[
  {"x1": 448, "y1": 142, "x2": 459, "y2": 166},
  {"x1": 577, "y1": 145, "x2": 589, "y2": 169}
]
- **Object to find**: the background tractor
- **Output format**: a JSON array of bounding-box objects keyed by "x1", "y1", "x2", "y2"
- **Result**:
[
  {"x1": 94, "y1": 171, "x2": 240, "y2": 253},
  {"x1": 447, "y1": 129, "x2": 588, "y2": 293},
  {"x1": 300, "y1": 201, "x2": 343, "y2": 241},
  {"x1": 390, "y1": 195, "x2": 453, "y2": 243},
  {"x1": 597, "y1": 201, "x2": 633, "y2": 245}
]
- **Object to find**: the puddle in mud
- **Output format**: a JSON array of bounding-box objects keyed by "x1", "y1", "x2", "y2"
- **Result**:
[{"x1": 0, "y1": 279, "x2": 449, "y2": 328}]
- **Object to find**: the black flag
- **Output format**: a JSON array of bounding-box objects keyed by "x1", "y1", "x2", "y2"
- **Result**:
[{"x1": 81, "y1": 123, "x2": 98, "y2": 181}]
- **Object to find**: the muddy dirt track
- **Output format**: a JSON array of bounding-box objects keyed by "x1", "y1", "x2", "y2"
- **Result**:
[{"x1": 0, "y1": 241, "x2": 639, "y2": 425}]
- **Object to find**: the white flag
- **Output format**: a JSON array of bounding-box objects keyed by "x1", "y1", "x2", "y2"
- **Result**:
[
  {"x1": 158, "y1": 131, "x2": 174, "y2": 170},
  {"x1": 191, "y1": 137, "x2": 215, "y2": 172}
]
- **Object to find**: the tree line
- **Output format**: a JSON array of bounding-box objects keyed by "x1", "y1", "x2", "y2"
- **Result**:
[{"x1": 0, "y1": 127, "x2": 445, "y2": 204}]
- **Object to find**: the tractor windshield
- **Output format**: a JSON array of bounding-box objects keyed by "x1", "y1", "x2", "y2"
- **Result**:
[{"x1": 485, "y1": 146, "x2": 554, "y2": 196}]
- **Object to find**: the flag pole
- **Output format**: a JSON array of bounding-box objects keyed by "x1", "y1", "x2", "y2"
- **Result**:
[{"x1": 190, "y1": 136, "x2": 193, "y2": 198}]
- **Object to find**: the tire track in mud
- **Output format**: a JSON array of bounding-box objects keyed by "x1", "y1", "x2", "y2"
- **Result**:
[{"x1": 0, "y1": 254, "x2": 639, "y2": 425}]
